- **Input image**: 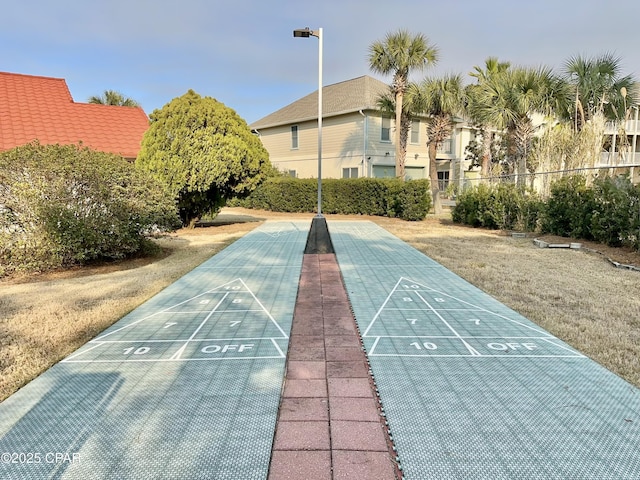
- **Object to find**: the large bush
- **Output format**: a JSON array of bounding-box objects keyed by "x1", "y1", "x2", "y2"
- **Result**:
[
  {"x1": 452, "y1": 183, "x2": 542, "y2": 231},
  {"x1": 0, "y1": 142, "x2": 181, "y2": 275},
  {"x1": 453, "y1": 175, "x2": 640, "y2": 251},
  {"x1": 136, "y1": 90, "x2": 275, "y2": 226},
  {"x1": 230, "y1": 177, "x2": 431, "y2": 221},
  {"x1": 541, "y1": 175, "x2": 596, "y2": 239},
  {"x1": 590, "y1": 176, "x2": 640, "y2": 248}
]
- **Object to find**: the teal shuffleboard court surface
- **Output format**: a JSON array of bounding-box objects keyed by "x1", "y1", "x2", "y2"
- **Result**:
[
  {"x1": 329, "y1": 220, "x2": 640, "y2": 480},
  {"x1": 0, "y1": 221, "x2": 308, "y2": 480}
]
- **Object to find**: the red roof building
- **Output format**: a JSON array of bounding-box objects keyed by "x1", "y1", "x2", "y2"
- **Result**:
[{"x1": 0, "y1": 71, "x2": 149, "y2": 160}]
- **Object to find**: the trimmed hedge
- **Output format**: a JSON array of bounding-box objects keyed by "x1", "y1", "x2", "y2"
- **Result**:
[
  {"x1": 452, "y1": 183, "x2": 543, "y2": 231},
  {"x1": 453, "y1": 175, "x2": 640, "y2": 251},
  {"x1": 229, "y1": 177, "x2": 431, "y2": 221}
]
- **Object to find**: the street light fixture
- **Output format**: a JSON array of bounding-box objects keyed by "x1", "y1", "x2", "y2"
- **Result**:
[{"x1": 293, "y1": 27, "x2": 323, "y2": 217}]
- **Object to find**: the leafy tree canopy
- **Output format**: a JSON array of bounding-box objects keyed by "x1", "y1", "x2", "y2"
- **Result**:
[
  {"x1": 136, "y1": 90, "x2": 274, "y2": 226},
  {"x1": 369, "y1": 29, "x2": 439, "y2": 178},
  {"x1": 563, "y1": 53, "x2": 637, "y2": 128}
]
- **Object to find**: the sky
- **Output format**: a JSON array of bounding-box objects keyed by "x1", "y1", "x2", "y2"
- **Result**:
[{"x1": 3, "y1": 0, "x2": 640, "y2": 125}]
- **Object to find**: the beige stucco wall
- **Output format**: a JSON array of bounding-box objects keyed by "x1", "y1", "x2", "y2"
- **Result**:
[
  {"x1": 256, "y1": 111, "x2": 475, "y2": 180},
  {"x1": 257, "y1": 113, "x2": 366, "y2": 178}
]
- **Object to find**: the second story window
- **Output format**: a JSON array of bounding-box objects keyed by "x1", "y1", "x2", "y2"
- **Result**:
[
  {"x1": 291, "y1": 125, "x2": 298, "y2": 149},
  {"x1": 410, "y1": 120, "x2": 420, "y2": 144},
  {"x1": 437, "y1": 138, "x2": 453, "y2": 154},
  {"x1": 381, "y1": 116, "x2": 391, "y2": 142}
]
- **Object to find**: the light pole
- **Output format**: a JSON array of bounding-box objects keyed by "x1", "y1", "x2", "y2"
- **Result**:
[{"x1": 293, "y1": 27, "x2": 323, "y2": 217}]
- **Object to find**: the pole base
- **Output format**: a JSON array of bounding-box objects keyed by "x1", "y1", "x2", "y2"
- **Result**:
[{"x1": 304, "y1": 216, "x2": 334, "y2": 254}]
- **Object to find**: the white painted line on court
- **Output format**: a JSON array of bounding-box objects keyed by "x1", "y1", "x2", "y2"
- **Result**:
[
  {"x1": 404, "y1": 278, "x2": 549, "y2": 336},
  {"x1": 97, "y1": 336, "x2": 286, "y2": 344},
  {"x1": 66, "y1": 277, "x2": 291, "y2": 363},
  {"x1": 63, "y1": 342, "x2": 106, "y2": 362},
  {"x1": 63, "y1": 355, "x2": 286, "y2": 364},
  {"x1": 363, "y1": 277, "x2": 404, "y2": 337},
  {"x1": 197, "y1": 265, "x2": 302, "y2": 269},
  {"x1": 415, "y1": 291, "x2": 482, "y2": 356},
  {"x1": 238, "y1": 278, "x2": 289, "y2": 339},
  {"x1": 369, "y1": 353, "x2": 585, "y2": 358},
  {"x1": 92, "y1": 278, "x2": 243, "y2": 341},
  {"x1": 171, "y1": 293, "x2": 229, "y2": 360},
  {"x1": 539, "y1": 337, "x2": 587, "y2": 356},
  {"x1": 369, "y1": 336, "x2": 381, "y2": 355},
  {"x1": 271, "y1": 338, "x2": 285, "y2": 357},
  {"x1": 364, "y1": 335, "x2": 556, "y2": 339}
]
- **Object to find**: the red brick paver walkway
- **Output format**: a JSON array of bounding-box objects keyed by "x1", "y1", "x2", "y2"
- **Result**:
[{"x1": 268, "y1": 254, "x2": 398, "y2": 480}]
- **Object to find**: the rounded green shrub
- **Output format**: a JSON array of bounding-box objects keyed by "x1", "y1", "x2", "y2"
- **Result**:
[
  {"x1": 452, "y1": 183, "x2": 542, "y2": 231},
  {"x1": 541, "y1": 175, "x2": 596, "y2": 239},
  {"x1": 0, "y1": 142, "x2": 181, "y2": 275}
]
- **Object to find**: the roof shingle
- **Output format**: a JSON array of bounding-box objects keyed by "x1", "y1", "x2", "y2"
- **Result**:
[
  {"x1": 0, "y1": 71, "x2": 149, "y2": 158},
  {"x1": 250, "y1": 75, "x2": 390, "y2": 129}
]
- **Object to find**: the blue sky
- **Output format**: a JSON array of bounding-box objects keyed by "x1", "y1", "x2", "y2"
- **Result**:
[{"x1": 3, "y1": 0, "x2": 639, "y2": 124}]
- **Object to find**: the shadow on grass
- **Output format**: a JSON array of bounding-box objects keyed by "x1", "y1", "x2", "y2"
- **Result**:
[{"x1": 196, "y1": 213, "x2": 265, "y2": 227}]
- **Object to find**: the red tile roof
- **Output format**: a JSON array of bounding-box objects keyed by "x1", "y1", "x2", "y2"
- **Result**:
[{"x1": 0, "y1": 71, "x2": 149, "y2": 159}]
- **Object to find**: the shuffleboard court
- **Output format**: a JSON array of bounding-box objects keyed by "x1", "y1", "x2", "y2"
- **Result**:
[
  {"x1": 329, "y1": 220, "x2": 640, "y2": 479},
  {"x1": 0, "y1": 221, "x2": 308, "y2": 479}
]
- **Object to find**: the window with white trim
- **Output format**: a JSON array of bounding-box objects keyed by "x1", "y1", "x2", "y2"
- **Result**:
[
  {"x1": 342, "y1": 167, "x2": 358, "y2": 178},
  {"x1": 291, "y1": 125, "x2": 298, "y2": 149},
  {"x1": 410, "y1": 120, "x2": 420, "y2": 144},
  {"x1": 381, "y1": 116, "x2": 391, "y2": 142}
]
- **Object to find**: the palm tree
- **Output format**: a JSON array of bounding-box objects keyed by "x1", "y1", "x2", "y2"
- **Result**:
[
  {"x1": 563, "y1": 53, "x2": 637, "y2": 131},
  {"x1": 467, "y1": 57, "x2": 511, "y2": 178},
  {"x1": 411, "y1": 75, "x2": 466, "y2": 213},
  {"x1": 369, "y1": 29, "x2": 439, "y2": 179},
  {"x1": 466, "y1": 66, "x2": 564, "y2": 184},
  {"x1": 88, "y1": 90, "x2": 139, "y2": 107},
  {"x1": 376, "y1": 86, "x2": 423, "y2": 178}
]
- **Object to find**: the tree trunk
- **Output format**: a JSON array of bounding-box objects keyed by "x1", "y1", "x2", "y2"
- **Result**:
[
  {"x1": 428, "y1": 141, "x2": 442, "y2": 214},
  {"x1": 513, "y1": 118, "x2": 534, "y2": 186},
  {"x1": 395, "y1": 90, "x2": 404, "y2": 179},
  {"x1": 481, "y1": 128, "x2": 492, "y2": 180}
]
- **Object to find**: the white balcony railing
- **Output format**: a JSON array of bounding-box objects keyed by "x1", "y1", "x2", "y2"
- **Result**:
[{"x1": 598, "y1": 151, "x2": 640, "y2": 166}]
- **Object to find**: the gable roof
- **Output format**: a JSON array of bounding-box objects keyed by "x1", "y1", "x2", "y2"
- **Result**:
[
  {"x1": 0, "y1": 71, "x2": 149, "y2": 158},
  {"x1": 251, "y1": 75, "x2": 390, "y2": 129}
]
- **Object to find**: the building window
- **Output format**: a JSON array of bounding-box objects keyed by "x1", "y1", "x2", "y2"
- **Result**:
[
  {"x1": 372, "y1": 165, "x2": 395, "y2": 178},
  {"x1": 437, "y1": 138, "x2": 452, "y2": 154},
  {"x1": 288, "y1": 170, "x2": 297, "y2": 178},
  {"x1": 342, "y1": 167, "x2": 358, "y2": 178},
  {"x1": 410, "y1": 120, "x2": 420, "y2": 144},
  {"x1": 405, "y1": 166, "x2": 425, "y2": 180},
  {"x1": 381, "y1": 116, "x2": 391, "y2": 142},
  {"x1": 437, "y1": 171, "x2": 450, "y2": 191},
  {"x1": 291, "y1": 125, "x2": 298, "y2": 149}
]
